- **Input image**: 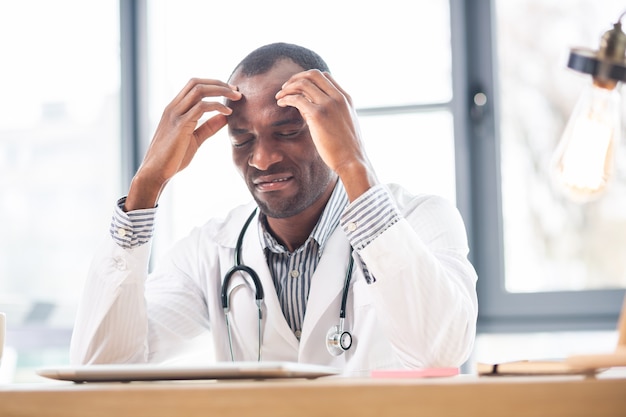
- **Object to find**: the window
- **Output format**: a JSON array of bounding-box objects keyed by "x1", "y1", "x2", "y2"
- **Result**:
[
  {"x1": 497, "y1": 0, "x2": 626, "y2": 294},
  {"x1": 5, "y1": 0, "x2": 621, "y2": 383},
  {"x1": 0, "y1": 0, "x2": 120, "y2": 382},
  {"x1": 145, "y1": 0, "x2": 458, "y2": 253},
  {"x1": 2, "y1": 0, "x2": 459, "y2": 382},
  {"x1": 468, "y1": 0, "x2": 625, "y2": 363}
]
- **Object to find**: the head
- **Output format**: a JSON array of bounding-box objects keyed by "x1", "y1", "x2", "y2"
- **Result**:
[
  {"x1": 230, "y1": 42, "x2": 330, "y2": 78},
  {"x1": 226, "y1": 43, "x2": 337, "y2": 219}
]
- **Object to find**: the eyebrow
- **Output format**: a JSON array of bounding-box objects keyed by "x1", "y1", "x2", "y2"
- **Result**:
[
  {"x1": 229, "y1": 127, "x2": 249, "y2": 135},
  {"x1": 229, "y1": 117, "x2": 304, "y2": 135},
  {"x1": 271, "y1": 118, "x2": 303, "y2": 128}
]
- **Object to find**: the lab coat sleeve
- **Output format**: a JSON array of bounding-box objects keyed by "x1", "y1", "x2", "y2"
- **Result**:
[
  {"x1": 69, "y1": 236, "x2": 153, "y2": 364},
  {"x1": 358, "y1": 192, "x2": 478, "y2": 368},
  {"x1": 69, "y1": 229, "x2": 213, "y2": 365}
]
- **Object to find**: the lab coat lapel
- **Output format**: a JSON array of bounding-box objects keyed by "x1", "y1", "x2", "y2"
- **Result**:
[
  {"x1": 299, "y1": 229, "x2": 352, "y2": 356},
  {"x1": 240, "y1": 215, "x2": 300, "y2": 356}
]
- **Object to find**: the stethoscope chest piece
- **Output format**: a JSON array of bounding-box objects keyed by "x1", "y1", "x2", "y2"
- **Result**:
[{"x1": 326, "y1": 319, "x2": 353, "y2": 356}]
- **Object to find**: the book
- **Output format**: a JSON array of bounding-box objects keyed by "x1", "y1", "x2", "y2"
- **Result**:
[{"x1": 476, "y1": 359, "x2": 598, "y2": 376}]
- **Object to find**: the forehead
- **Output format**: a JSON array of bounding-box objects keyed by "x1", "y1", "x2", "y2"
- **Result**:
[{"x1": 227, "y1": 60, "x2": 305, "y2": 124}]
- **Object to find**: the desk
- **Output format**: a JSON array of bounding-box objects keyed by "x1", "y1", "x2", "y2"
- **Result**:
[{"x1": 1, "y1": 372, "x2": 625, "y2": 417}]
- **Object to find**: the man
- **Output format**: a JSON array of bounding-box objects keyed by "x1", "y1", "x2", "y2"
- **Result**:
[{"x1": 70, "y1": 43, "x2": 478, "y2": 376}]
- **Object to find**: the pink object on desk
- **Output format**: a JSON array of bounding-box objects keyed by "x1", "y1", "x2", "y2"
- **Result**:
[{"x1": 371, "y1": 367, "x2": 459, "y2": 378}]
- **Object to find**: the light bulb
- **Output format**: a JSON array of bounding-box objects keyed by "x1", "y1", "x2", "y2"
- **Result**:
[{"x1": 551, "y1": 83, "x2": 621, "y2": 202}]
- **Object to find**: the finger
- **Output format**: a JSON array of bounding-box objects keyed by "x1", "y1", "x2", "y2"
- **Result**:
[
  {"x1": 181, "y1": 99, "x2": 237, "y2": 135},
  {"x1": 276, "y1": 70, "x2": 341, "y2": 105},
  {"x1": 276, "y1": 73, "x2": 322, "y2": 102},
  {"x1": 275, "y1": 93, "x2": 316, "y2": 113},
  {"x1": 194, "y1": 113, "x2": 228, "y2": 143},
  {"x1": 174, "y1": 79, "x2": 242, "y2": 114},
  {"x1": 173, "y1": 78, "x2": 235, "y2": 103},
  {"x1": 323, "y1": 72, "x2": 353, "y2": 106}
]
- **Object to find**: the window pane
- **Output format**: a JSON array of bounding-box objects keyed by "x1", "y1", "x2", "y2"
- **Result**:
[
  {"x1": 496, "y1": 0, "x2": 626, "y2": 292},
  {"x1": 154, "y1": 112, "x2": 457, "y2": 247},
  {"x1": 148, "y1": 1, "x2": 451, "y2": 110},
  {"x1": 0, "y1": 0, "x2": 120, "y2": 381},
  {"x1": 471, "y1": 330, "x2": 618, "y2": 372},
  {"x1": 147, "y1": 0, "x2": 455, "y2": 246},
  {"x1": 359, "y1": 112, "x2": 456, "y2": 203}
]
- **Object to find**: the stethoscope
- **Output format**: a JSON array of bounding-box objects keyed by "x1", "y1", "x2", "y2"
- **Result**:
[{"x1": 221, "y1": 208, "x2": 354, "y2": 361}]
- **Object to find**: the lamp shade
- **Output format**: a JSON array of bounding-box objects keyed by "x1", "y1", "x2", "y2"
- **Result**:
[{"x1": 551, "y1": 13, "x2": 626, "y2": 202}]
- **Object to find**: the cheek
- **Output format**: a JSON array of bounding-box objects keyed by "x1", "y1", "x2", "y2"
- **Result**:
[{"x1": 231, "y1": 149, "x2": 248, "y2": 176}]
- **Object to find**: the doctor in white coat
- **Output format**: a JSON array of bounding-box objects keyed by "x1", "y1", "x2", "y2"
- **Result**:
[{"x1": 70, "y1": 43, "x2": 478, "y2": 376}]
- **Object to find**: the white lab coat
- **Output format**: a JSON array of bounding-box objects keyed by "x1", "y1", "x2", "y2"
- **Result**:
[{"x1": 70, "y1": 184, "x2": 478, "y2": 376}]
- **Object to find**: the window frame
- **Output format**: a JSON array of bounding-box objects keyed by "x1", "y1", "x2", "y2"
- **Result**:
[
  {"x1": 120, "y1": 0, "x2": 149, "y2": 189},
  {"x1": 450, "y1": 0, "x2": 625, "y2": 333}
]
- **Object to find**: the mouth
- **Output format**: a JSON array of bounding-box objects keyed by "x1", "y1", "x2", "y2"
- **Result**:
[{"x1": 252, "y1": 174, "x2": 294, "y2": 192}]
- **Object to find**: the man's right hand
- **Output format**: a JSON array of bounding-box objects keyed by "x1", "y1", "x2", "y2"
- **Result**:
[{"x1": 124, "y1": 78, "x2": 242, "y2": 211}]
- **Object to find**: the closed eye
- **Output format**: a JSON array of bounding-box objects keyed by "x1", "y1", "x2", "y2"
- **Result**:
[
  {"x1": 276, "y1": 130, "x2": 300, "y2": 138},
  {"x1": 231, "y1": 135, "x2": 254, "y2": 148},
  {"x1": 275, "y1": 123, "x2": 307, "y2": 139}
]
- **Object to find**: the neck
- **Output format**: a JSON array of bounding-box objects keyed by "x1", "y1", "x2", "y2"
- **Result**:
[{"x1": 265, "y1": 183, "x2": 335, "y2": 252}]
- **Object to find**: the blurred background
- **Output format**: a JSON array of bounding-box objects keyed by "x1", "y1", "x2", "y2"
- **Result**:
[{"x1": 1, "y1": 0, "x2": 624, "y2": 382}]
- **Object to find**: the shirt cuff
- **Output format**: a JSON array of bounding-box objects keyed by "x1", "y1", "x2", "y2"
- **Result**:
[
  {"x1": 340, "y1": 184, "x2": 400, "y2": 252},
  {"x1": 109, "y1": 197, "x2": 157, "y2": 249}
]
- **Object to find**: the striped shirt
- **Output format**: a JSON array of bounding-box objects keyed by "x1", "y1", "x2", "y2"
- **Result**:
[
  {"x1": 110, "y1": 182, "x2": 399, "y2": 336},
  {"x1": 110, "y1": 203, "x2": 155, "y2": 248},
  {"x1": 259, "y1": 182, "x2": 349, "y2": 338}
]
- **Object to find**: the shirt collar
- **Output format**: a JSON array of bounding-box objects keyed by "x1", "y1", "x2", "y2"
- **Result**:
[{"x1": 259, "y1": 180, "x2": 348, "y2": 254}]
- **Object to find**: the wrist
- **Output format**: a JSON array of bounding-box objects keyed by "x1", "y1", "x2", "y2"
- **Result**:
[
  {"x1": 124, "y1": 174, "x2": 166, "y2": 211},
  {"x1": 335, "y1": 160, "x2": 378, "y2": 202}
]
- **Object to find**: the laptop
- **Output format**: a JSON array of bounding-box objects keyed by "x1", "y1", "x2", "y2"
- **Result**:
[
  {"x1": 37, "y1": 361, "x2": 340, "y2": 383},
  {"x1": 477, "y1": 295, "x2": 626, "y2": 376}
]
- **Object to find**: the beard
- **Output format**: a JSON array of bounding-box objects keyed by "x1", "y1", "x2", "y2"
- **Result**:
[{"x1": 246, "y1": 161, "x2": 336, "y2": 219}]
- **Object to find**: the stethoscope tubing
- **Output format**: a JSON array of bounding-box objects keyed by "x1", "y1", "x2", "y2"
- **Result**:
[{"x1": 221, "y1": 207, "x2": 354, "y2": 360}]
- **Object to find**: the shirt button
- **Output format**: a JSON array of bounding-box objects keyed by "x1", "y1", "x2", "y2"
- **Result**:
[
  {"x1": 347, "y1": 222, "x2": 357, "y2": 232},
  {"x1": 290, "y1": 270, "x2": 300, "y2": 278},
  {"x1": 117, "y1": 228, "x2": 128, "y2": 237},
  {"x1": 295, "y1": 330, "x2": 302, "y2": 339}
]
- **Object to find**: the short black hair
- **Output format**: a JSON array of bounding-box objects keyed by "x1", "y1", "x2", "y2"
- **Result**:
[{"x1": 231, "y1": 42, "x2": 330, "y2": 78}]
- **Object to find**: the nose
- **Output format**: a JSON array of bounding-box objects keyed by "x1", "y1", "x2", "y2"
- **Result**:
[{"x1": 248, "y1": 135, "x2": 282, "y2": 171}]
